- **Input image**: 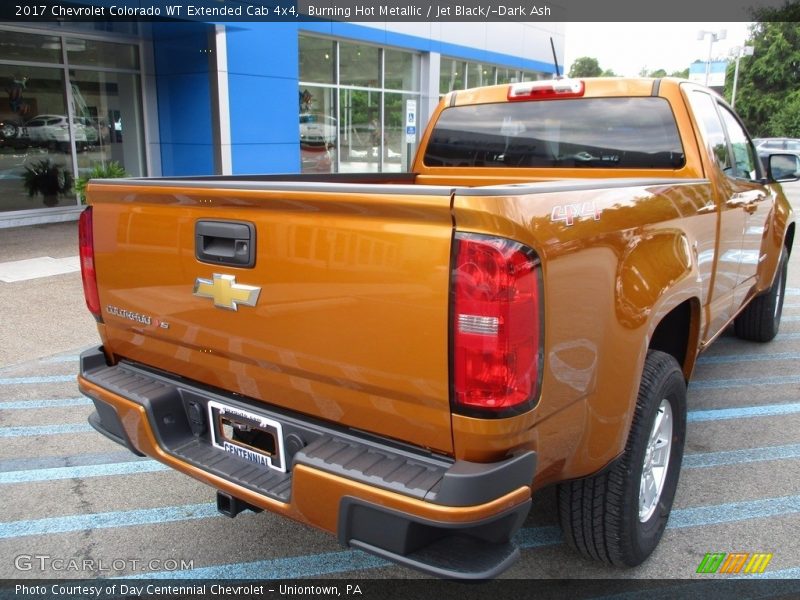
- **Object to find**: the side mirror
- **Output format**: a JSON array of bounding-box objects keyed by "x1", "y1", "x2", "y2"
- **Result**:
[{"x1": 767, "y1": 153, "x2": 800, "y2": 182}]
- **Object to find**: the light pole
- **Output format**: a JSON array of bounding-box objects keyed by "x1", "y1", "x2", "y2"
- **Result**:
[
  {"x1": 730, "y1": 45, "x2": 754, "y2": 108},
  {"x1": 697, "y1": 29, "x2": 727, "y2": 86}
]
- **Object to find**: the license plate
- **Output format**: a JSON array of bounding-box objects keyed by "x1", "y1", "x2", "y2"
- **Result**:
[{"x1": 207, "y1": 400, "x2": 286, "y2": 473}]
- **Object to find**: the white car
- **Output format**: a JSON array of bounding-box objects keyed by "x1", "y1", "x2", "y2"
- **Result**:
[
  {"x1": 25, "y1": 114, "x2": 98, "y2": 150},
  {"x1": 300, "y1": 113, "x2": 337, "y2": 147}
]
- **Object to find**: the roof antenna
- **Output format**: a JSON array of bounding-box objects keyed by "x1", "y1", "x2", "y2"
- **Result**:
[{"x1": 550, "y1": 37, "x2": 562, "y2": 79}]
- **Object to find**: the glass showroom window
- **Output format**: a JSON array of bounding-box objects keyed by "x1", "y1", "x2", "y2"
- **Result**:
[
  {"x1": 298, "y1": 35, "x2": 420, "y2": 174},
  {"x1": 0, "y1": 30, "x2": 145, "y2": 216},
  {"x1": 439, "y1": 57, "x2": 547, "y2": 95}
]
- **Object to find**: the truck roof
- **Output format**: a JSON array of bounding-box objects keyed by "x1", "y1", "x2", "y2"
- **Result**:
[{"x1": 448, "y1": 77, "x2": 688, "y2": 107}]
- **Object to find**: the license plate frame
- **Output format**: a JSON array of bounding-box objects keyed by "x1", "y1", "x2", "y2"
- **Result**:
[{"x1": 207, "y1": 400, "x2": 287, "y2": 473}]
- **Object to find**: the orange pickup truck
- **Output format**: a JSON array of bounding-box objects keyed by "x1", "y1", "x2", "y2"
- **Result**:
[{"x1": 78, "y1": 78, "x2": 795, "y2": 578}]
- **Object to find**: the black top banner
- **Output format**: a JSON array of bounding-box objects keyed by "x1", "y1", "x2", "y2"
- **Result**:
[{"x1": 0, "y1": 0, "x2": 796, "y2": 23}]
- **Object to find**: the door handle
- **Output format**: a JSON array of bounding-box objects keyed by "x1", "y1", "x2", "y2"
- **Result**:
[{"x1": 195, "y1": 220, "x2": 256, "y2": 268}]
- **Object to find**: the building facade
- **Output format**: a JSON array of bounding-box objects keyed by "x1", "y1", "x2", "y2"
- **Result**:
[{"x1": 0, "y1": 20, "x2": 563, "y2": 228}]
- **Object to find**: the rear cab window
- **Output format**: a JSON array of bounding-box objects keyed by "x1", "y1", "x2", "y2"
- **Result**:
[{"x1": 423, "y1": 97, "x2": 686, "y2": 170}]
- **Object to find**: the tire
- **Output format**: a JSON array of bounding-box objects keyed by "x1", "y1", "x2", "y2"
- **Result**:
[
  {"x1": 0, "y1": 121, "x2": 17, "y2": 140},
  {"x1": 734, "y1": 249, "x2": 789, "y2": 342},
  {"x1": 557, "y1": 350, "x2": 687, "y2": 566}
]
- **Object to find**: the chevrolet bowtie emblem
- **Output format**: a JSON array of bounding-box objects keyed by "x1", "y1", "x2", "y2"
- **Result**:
[{"x1": 193, "y1": 274, "x2": 261, "y2": 311}]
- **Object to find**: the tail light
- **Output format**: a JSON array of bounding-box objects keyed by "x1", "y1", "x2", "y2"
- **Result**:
[
  {"x1": 451, "y1": 233, "x2": 543, "y2": 417},
  {"x1": 79, "y1": 207, "x2": 102, "y2": 322},
  {"x1": 508, "y1": 79, "x2": 584, "y2": 101}
]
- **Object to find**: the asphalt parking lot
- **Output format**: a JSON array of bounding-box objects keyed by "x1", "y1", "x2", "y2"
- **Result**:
[{"x1": 1, "y1": 185, "x2": 799, "y2": 592}]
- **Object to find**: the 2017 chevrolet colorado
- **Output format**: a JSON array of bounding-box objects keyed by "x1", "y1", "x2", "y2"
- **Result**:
[{"x1": 77, "y1": 78, "x2": 795, "y2": 578}]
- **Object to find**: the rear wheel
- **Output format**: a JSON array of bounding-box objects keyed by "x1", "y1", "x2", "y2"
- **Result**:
[
  {"x1": 735, "y1": 249, "x2": 789, "y2": 342},
  {"x1": 557, "y1": 350, "x2": 686, "y2": 566},
  {"x1": 0, "y1": 121, "x2": 17, "y2": 140}
]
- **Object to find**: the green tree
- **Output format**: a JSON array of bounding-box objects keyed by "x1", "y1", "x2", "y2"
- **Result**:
[
  {"x1": 724, "y1": 4, "x2": 800, "y2": 136},
  {"x1": 569, "y1": 57, "x2": 603, "y2": 78},
  {"x1": 601, "y1": 68, "x2": 618, "y2": 77},
  {"x1": 670, "y1": 68, "x2": 690, "y2": 79}
]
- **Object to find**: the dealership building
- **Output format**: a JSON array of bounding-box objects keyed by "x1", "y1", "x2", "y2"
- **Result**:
[{"x1": 0, "y1": 18, "x2": 562, "y2": 227}]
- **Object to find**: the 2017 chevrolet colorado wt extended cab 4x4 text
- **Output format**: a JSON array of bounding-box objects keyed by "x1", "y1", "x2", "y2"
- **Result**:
[{"x1": 77, "y1": 78, "x2": 795, "y2": 578}]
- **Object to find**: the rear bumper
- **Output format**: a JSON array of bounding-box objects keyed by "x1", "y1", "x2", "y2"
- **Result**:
[{"x1": 78, "y1": 347, "x2": 536, "y2": 579}]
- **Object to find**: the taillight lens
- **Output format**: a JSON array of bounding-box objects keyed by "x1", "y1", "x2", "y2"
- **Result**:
[
  {"x1": 507, "y1": 79, "x2": 585, "y2": 101},
  {"x1": 452, "y1": 233, "x2": 543, "y2": 416},
  {"x1": 78, "y1": 207, "x2": 102, "y2": 322}
]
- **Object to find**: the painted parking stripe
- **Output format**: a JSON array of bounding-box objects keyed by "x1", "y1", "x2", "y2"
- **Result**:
[
  {"x1": 0, "y1": 423, "x2": 94, "y2": 438},
  {"x1": 0, "y1": 503, "x2": 218, "y2": 539},
  {"x1": 783, "y1": 316, "x2": 800, "y2": 322},
  {"x1": 41, "y1": 354, "x2": 82, "y2": 364},
  {"x1": 682, "y1": 444, "x2": 800, "y2": 468},
  {"x1": 0, "y1": 398, "x2": 91, "y2": 410},
  {"x1": 787, "y1": 288, "x2": 800, "y2": 296},
  {"x1": 688, "y1": 403, "x2": 800, "y2": 422},
  {"x1": 745, "y1": 566, "x2": 800, "y2": 579},
  {"x1": 668, "y1": 494, "x2": 800, "y2": 529},
  {"x1": 0, "y1": 375, "x2": 74, "y2": 385},
  {"x1": 0, "y1": 451, "x2": 143, "y2": 473},
  {"x1": 697, "y1": 352, "x2": 800, "y2": 365},
  {"x1": 0, "y1": 460, "x2": 168, "y2": 484},
  {"x1": 690, "y1": 375, "x2": 800, "y2": 390}
]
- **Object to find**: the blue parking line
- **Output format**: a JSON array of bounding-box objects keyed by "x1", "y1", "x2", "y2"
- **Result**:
[
  {"x1": 690, "y1": 375, "x2": 800, "y2": 390},
  {"x1": 41, "y1": 354, "x2": 81, "y2": 364},
  {"x1": 0, "y1": 423, "x2": 94, "y2": 438},
  {"x1": 683, "y1": 444, "x2": 800, "y2": 468},
  {"x1": 688, "y1": 403, "x2": 800, "y2": 422},
  {"x1": 0, "y1": 398, "x2": 91, "y2": 410},
  {"x1": 697, "y1": 352, "x2": 800, "y2": 365},
  {"x1": 744, "y1": 566, "x2": 800, "y2": 579},
  {"x1": 0, "y1": 460, "x2": 168, "y2": 484},
  {"x1": 783, "y1": 316, "x2": 800, "y2": 322},
  {"x1": 0, "y1": 503, "x2": 218, "y2": 539},
  {"x1": 669, "y1": 494, "x2": 800, "y2": 528},
  {"x1": 787, "y1": 288, "x2": 800, "y2": 296},
  {"x1": 0, "y1": 375, "x2": 74, "y2": 385},
  {"x1": 0, "y1": 451, "x2": 142, "y2": 473}
]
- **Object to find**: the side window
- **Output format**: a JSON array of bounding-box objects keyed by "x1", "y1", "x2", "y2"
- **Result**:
[
  {"x1": 718, "y1": 106, "x2": 758, "y2": 181},
  {"x1": 688, "y1": 91, "x2": 732, "y2": 174}
]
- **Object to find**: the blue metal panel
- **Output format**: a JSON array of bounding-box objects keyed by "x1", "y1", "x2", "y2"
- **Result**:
[
  {"x1": 224, "y1": 23, "x2": 301, "y2": 174},
  {"x1": 160, "y1": 143, "x2": 214, "y2": 176},
  {"x1": 232, "y1": 143, "x2": 299, "y2": 174},
  {"x1": 153, "y1": 22, "x2": 214, "y2": 175}
]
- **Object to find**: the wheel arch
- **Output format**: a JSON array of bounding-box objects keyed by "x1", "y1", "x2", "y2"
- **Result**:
[{"x1": 648, "y1": 297, "x2": 703, "y2": 381}]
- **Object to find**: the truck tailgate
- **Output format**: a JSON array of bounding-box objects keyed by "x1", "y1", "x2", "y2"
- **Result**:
[{"x1": 88, "y1": 180, "x2": 455, "y2": 454}]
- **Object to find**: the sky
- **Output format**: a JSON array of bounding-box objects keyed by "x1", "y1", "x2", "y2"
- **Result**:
[{"x1": 563, "y1": 22, "x2": 754, "y2": 77}]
